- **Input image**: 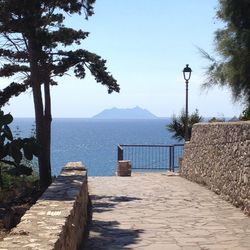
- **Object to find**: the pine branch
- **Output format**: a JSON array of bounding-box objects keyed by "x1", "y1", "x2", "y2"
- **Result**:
[
  {"x1": 0, "y1": 82, "x2": 29, "y2": 107},
  {"x1": 0, "y1": 49, "x2": 29, "y2": 62},
  {"x1": 0, "y1": 64, "x2": 30, "y2": 77},
  {"x1": 53, "y1": 49, "x2": 120, "y2": 93}
]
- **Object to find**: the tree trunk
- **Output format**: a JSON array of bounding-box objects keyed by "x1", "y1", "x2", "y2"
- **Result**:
[
  {"x1": 28, "y1": 41, "x2": 52, "y2": 188},
  {"x1": 0, "y1": 166, "x2": 3, "y2": 190},
  {"x1": 43, "y1": 75, "x2": 52, "y2": 184}
]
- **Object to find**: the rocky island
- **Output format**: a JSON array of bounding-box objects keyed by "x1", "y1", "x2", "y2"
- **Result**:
[{"x1": 92, "y1": 106, "x2": 157, "y2": 119}]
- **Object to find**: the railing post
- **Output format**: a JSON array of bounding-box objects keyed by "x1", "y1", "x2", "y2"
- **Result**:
[
  {"x1": 169, "y1": 145, "x2": 174, "y2": 172},
  {"x1": 172, "y1": 146, "x2": 175, "y2": 172},
  {"x1": 118, "y1": 145, "x2": 124, "y2": 161},
  {"x1": 168, "y1": 146, "x2": 171, "y2": 171}
]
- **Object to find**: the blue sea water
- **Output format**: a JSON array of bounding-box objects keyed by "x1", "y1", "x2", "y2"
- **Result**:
[{"x1": 11, "y1": 118, "x2": 180, "y2": 176}]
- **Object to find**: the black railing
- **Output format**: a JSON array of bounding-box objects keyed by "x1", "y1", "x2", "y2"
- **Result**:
[{"x1": 117, "y1": 144, "x2": 184, "y2": 171}]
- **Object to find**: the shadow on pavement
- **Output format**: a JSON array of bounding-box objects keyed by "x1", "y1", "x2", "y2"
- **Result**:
[
  {"x1": 91, "y1": 195, "x2": 142, "y2": 213},
  {"x1": 81, "y1": 195, "x2": 144, "y2": 249}
]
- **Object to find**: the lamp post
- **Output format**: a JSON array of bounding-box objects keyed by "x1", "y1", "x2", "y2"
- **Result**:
[{"x1": 183, "y1": 64, "x2": 192, "y2": 141}]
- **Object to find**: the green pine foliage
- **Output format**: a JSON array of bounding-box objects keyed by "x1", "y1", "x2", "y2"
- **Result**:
[
  {"x1": 0, "y1": 1, "x2": 120, "y2": 186},
  {"x1": 200, "y1": 0, "x2": 250, "y2": 119}
]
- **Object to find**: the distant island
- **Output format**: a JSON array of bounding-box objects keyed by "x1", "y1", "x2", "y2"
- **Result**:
[{"x1": 92, "y1": 106, "x2": 158, "y2": 119}]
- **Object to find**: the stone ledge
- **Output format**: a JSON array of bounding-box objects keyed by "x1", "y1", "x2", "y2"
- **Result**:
[{"x1": 0, "y1": 162, "x2": 89, "y2": 250}]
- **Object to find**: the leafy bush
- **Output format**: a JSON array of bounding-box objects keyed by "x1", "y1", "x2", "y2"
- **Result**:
[
  {"x1": 0, "y1": 110, "x2": 40, "y2": 189},
  {"x1": 0, "y1": 162, "x2": 39, "y2": 191}
]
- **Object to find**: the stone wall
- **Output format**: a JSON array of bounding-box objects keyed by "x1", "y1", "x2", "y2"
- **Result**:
[
  {"x1": 0, "y1": 162, "x2": 89, "y2": 250},
  {"x1": 180, "y1": 121, "x2": 250, "y2": 210}
]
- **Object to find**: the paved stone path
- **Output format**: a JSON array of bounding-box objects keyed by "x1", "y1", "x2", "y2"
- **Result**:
[{"x1": 82, "y1": 173, "x2": 250, "y2": 250}]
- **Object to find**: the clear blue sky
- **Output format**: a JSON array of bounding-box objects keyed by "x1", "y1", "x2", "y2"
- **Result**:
[{"x1": 2, "y1": 0, "x2": 243, "y2": 118}]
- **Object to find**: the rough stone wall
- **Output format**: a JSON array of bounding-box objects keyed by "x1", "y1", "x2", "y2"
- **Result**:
[
  {"x1": 0, "y1": 162, "x2": 89, "y2": 250},
  {"x1": 180, "y1": 121, "x2": 250, "y2": 210}
]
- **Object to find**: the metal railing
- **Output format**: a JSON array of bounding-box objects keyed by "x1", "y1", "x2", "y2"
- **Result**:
[{"x1": 117, "y1": 144, "x2": 184, "y2": 172}]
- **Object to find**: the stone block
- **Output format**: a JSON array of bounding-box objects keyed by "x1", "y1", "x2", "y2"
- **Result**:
[{"x1": 117, "y1": 160, "x2": 132, "y2": 176}]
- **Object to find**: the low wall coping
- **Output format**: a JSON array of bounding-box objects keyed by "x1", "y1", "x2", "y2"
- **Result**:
[
  {"x1": 193, "y1": 121, "x2": 250, "y2": 126},
  {"x1": 0, "y1": 161, "x2": 89, "y2": 250}
]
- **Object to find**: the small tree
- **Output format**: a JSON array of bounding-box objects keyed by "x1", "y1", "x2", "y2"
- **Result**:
[
  {"x1": 208, "y1": 117, "x2": 225, "y2": 123},
  {"x1": 167, "y1": 109, "x2": 203, "y2": 141},
  {"x1": 239, "y1": 106, "x2": 250, "y2": 121},
  {"x1": 0, "y1": 0, "x2": 120, "y2": 187}
]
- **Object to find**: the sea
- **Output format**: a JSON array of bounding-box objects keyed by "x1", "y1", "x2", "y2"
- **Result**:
[{"x1": 10, "y1": 118, "x2": 181, "y2": 176}]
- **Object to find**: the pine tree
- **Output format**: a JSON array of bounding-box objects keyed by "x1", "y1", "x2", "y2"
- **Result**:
[
  {"x1": 0, "y1": 0, "x2": 120, "y2": 187},
  {"x1": 200, "y1": 0, "x2": 250, "y2": 118}
]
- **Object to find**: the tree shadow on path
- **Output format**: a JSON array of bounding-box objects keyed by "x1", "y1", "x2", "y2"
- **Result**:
[{"x1": 81, "y1": 194, "x2": 144, "y2": 250}]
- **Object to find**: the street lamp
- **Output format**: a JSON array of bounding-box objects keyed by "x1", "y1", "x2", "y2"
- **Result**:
[{"x1": 183, "y1": 64, "x2": 192, "y2": 141}]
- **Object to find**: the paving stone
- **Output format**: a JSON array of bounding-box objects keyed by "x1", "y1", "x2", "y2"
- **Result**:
[{"x1": 81, "y1": 173, "x2": 250, "y2": 250}]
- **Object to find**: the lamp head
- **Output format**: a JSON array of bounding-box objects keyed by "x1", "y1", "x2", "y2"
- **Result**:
[{"x1": 183, "y1": 64, "x2": 192, "y2": 81}]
